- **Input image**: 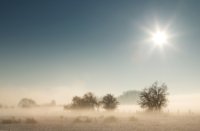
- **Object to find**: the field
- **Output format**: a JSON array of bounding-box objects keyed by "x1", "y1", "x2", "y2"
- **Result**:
[{"x1": 0, "y1": 108, "x2": 200, "y2": 131}]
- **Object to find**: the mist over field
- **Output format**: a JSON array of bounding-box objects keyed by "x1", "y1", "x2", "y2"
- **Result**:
[
  {"x1": 1, "y1": 0, "x2": 200, "y2": 130},
  {"x1": 1, "y1": 90, "x2": 200, "y2": 114},
  {"x1": 1, "y1": 87, "x2": 200, "y2": 113},
  {"x1": 1, "y1": 106, "x2": 200, "y2": 131}
]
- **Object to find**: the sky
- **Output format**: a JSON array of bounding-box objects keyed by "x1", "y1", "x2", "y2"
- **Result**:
[{"x1": 0, "y1": 0, "x2": 200, "y2": 105}]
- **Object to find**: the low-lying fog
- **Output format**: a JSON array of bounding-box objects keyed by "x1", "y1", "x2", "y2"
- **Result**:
[
  {"x1": 1, "y1": 101, "x2": 200, "y2": 117},
  {"x1": 1, "y1": 88, "x2": 200, "y2": 116}
]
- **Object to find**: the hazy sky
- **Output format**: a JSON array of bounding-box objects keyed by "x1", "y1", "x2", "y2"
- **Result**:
[{"x1": 1, "y1": 0, "x2": 200, "y2": 104}]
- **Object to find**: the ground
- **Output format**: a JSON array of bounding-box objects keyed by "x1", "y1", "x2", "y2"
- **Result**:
[{"x1": 0, "y1": 113, "x2": 200, "y2": 131}]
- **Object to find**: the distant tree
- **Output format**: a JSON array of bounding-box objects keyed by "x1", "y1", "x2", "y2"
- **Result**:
[
  {"x1": 18, "y1": 98, "x2": 37, "y2": 108},
  {"x1": 101, "y1": 94, "x2": 119, "y2": 111},
  {"x1": 70, "y1": 96, "x2": 84, "y2": 109},
  {"x1": 65, "y1": 92, "x2": 98, "y2": 110},
  {"x1": 82, "y1": 92, "x2": 98, "y2": 109},
  {"x1": 118, "y1": 90, "x2": 140, "y2": 104},
  {"x1": 138, "y1": 82, "x2": 168, "y2": 112},
  {"x1": 50, "y1": 100, "x2": 56, "y2": 106}
]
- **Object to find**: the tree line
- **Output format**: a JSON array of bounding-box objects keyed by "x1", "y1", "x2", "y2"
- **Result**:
[
  {"x1": 64, "y1": 93, "x2": 119, "y2": 111},
  {"x1": 18, "y1": 81, "x2": 169, "y2": 112}
]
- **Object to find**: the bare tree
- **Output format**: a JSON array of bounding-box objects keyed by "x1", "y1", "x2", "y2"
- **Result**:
[
  {"x1": 101, "y1": 94, "x2": 119, "y2": 111},
  {"x1": 138, "y1": 81, "x2": 168, "y2": 112}
]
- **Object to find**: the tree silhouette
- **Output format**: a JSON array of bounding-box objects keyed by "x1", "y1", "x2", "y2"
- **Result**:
[
  {"x1": 101, "y1": 94, "x2": 119, "y2": 111},
  {"x1": 138, "y1": 81, "x2": 168, "y2": 112},
  {"x1": 18, "y1": 98, "x2": 37, "y2": 108},
  {"x1": 71, "y1": 96, "x2": 83, "y2": 109},
  {"x1": 82, "y1": 92, "x2": 98, "y2": 109},
  {"x1": 66, "y1": 92, "x2": 98, "y2": 110}
]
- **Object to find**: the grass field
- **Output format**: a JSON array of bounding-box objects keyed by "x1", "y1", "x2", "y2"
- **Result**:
[{"x1": 0, "y1": 111, "x2": 200, "y2": 131}]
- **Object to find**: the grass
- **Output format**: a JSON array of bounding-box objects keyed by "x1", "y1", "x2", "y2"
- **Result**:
[
  {"x1": 1, "y1": 117, "x2": 37, "y2": 124},
  {"x1": 0, "y1": 114, "x2": 200, "y2": 131},
  {"x1": 103, "y1": 116, "x2": 118, "y2": 123},
  {"x1": 1, "y1": 117, "x2": 21, "y2": 124},
  {"x1": 129, "y1": 116, "x2": 138, "y2": 121},
  {"x1": 25, "y1": 118, "x2": 37, "y2": 124},
  {"x1": 73, "y1": 116, "x2": 92, "y2": 123}
]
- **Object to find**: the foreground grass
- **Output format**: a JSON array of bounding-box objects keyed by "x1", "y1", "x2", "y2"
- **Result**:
[{"x1": 0, "y1": 114, "x2": 200, "y2": 131}]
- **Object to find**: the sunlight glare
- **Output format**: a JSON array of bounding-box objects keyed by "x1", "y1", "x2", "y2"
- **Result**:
[{"x1": 152, "y1": 31, "x2": 168, "y2": 46}]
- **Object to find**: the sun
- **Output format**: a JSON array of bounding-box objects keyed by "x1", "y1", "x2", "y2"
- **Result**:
[
  {"x1": 141, "y1": 22, "x2": 174, "y2": 50},
  {"x1": 140, "y1": 21, "x2": 177, "y2": 55},
  {"x1": 152, "y1": 31, "x2": 168, "y2": 46}
]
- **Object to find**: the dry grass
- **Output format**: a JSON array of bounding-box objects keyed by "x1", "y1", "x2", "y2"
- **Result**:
[
  {"x1": 25, "y1": 118, "x2": 37, "y2": 124},
  {"x1": 73, "y1": 116, "x2": 93, "y2": 123},
  {"x1": 0, "y1": 114, "x2": 200, "y2": 131},
  {"x1": 1, "y1": 117, "x2": 21, "y2": 124},
  {"x1": 103, "y1": 116, "x2": 118, "y2": 123},
  {"x1": 129, "y1": 116, "x2": 138, "y2": 121}
]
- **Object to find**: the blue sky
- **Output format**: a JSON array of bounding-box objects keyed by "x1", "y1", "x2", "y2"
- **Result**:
[{"x1": 0, "y1": 0, "x2": 200, "y2": 104}]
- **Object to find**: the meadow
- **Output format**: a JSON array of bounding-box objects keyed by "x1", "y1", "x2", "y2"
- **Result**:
[{"x1": 0, "y1": 107, "x2": 200, "y2": 131}]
